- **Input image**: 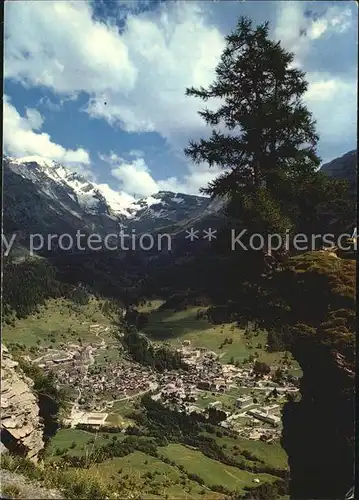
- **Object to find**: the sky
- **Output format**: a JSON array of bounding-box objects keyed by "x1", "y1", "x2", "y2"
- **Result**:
[{"x1": 4, "y1": 0, "x2": 357, "y2": 199}]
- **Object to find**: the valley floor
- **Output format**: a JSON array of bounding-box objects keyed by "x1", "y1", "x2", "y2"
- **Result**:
[{"x1": 2, "y1": 297, "x2": 298, "y2": 498}]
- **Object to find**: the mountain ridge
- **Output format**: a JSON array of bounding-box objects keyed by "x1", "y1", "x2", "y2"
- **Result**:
[
  {"x1": 3, "y1": 149, "x2": 356, "y2": 246},
  {"x1": 320, "y1": 150, "x2": 357, "y2": 188},
  {"x1": 3, "y1": 156, "x2": 213, "y2": 241}
]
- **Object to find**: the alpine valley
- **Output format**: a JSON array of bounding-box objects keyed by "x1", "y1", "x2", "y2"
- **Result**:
[
  {"x1": 1, "y1": 149, "x2": 356, "y2": 500},
  {"x1": 1, "y1": 6, "x2": 356, "y2": 499}
]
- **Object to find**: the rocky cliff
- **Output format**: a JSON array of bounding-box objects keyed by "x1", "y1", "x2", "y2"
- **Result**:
[
  {"x1": 282, "y1": 334, "x2": 354, "y2": 498},
  {"x1": 1, "y1": 345, "x2": 45, "y2": 461},
  {"x1": 276, "y1": 253, "x2": 355, "y2": 499}
]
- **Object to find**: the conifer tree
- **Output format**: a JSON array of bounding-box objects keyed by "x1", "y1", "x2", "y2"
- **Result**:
[{"x1": 185, "y1": 17, "x2": 348, "y2": 235}]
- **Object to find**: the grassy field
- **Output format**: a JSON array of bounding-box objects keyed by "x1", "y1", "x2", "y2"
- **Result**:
[
  {"x1": 232, "y1": 437, "x2": 288, "y2": 469},
  {"x1": 90, "y1": 451, "x2": 221, "y2": 498},
  {"x1": 226, "y1": 387, "x2": 257, "y2": 396},
  {"x1": 143, "y1": 305, "x2": 301, "y2": 370},
  {"x1": 110, "y1": 398, "x2": 139, "y2": 418},
  {"x1": 99, "y1": 397, "x2": 141, "y2": 428},
  {"x1": 2, "y1": 297, "x2": 117, "y2": 350},
  {"x1": 195, "y1": 390, "x2": 263, "y2": 414},
  {"x1": 104, "y1": 413, "x2": 134, "y2": 428},
  {"x1": 44, "y1": 430, "x2": 287, "y2": 496},
  {"x1": 136, "y1": 299, "x2": 165, "y2": 313},
  {"x1": 44, "y1": 428, "x2": 113, "y2": 460},
  {"x1": 159, "y1": 443, "x2": 277, "y2": 493},
  {"x1": 93, "y1": 345, "x2": 123, "y2": 365},
  {"x1": 196, "y1": 390, "x2": 240, "y2": 411},
  {"x1": 202, "y1": 432, "x2": 288, "y2": 470}
]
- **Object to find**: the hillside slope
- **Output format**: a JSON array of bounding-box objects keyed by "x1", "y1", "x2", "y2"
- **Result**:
[{"x1": 320, "y1": 149, "x2": 357, "y2": 187}]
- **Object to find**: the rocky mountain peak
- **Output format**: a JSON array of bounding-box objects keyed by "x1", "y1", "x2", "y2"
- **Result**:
[{"x1": 3, "y1": 156, "x2": 214, "y2": 239}]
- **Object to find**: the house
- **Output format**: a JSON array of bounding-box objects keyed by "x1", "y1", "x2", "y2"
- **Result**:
[
  {"x1": 236, "y1": 395, "x2": 253, "y2": 409},
  {"x1": 52, "y1": 354, "x2": 74, "y2": 364},
  {"x1": 211, "y1": 378, "x2": 227, "y2": 391},
  {"x1": 247, "y1": 409, "x2": 280, "y2": 427},
  {"x1": 186, "y1": 405, "x2": 203, "y2": 415},
  {"x1": 78, "y1": 412, "x2": 108, "y2": 428},
  {"x1": 263, "y1": 404, "x2": 280, "y2": 414}
]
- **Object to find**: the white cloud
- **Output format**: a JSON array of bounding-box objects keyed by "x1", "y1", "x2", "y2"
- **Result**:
[
  {"x1": 304, "y1": 74, "x2": 356, "y2": 146},
  {"x1": 37, "y1": 96, "x2": 69, "y2": 112},
  {"x1": 96, "y1": 183, "x2": 135, "y2": 208},
  {"x1": 111, "y1": 157, "x2": 159, "y2": 197},
  {"x1": 129, "y1": 149, "x2": 144, "y2": 158},
  {"x1": 4, "y1": 1, "x2": 356, "y2": 192},
  {"x1": 25, "y1": 108, "x2": 44, "y2": 131},
  {"x1": 308, "y1": 7, "x2": 352, "y2": 39},
  {"x1": 87, "y1": 2, "x2": 225, "y2": 145},
  {"x1": 273, "y1": 2, "x2": 356, "y2": 159},
  {"x1": 274, "y1": 3, "x2": 354, "y2": 69},
  {"x1": 155, "y1": 161, "x2": 223, "y2": 195},
  {"x1": 5, "y1": 1, "x2": 137, "y2": 95},
  {"x1": 4, "y1": 95, "x2": 90, "y2": 167},
  {"x1": 101, "y1": 151, "x2": 220, "y2": 197},
  {"x1": 182, "y1": 163, "x2": 222, "y2": 194},
  {"x1": 5, "y1": 1, "x2": 224, "y2": 149},
  {"x1": 305, "y1": 78, "x2": 338, "y2": 101},
  {"x1": 274, "y1": 2, "x2": 305, "y2": 57}
]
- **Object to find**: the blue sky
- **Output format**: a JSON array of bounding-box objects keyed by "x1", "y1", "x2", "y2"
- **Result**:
[{"x1": 4, "y1": 0, "x2": 357, "y2": 198}]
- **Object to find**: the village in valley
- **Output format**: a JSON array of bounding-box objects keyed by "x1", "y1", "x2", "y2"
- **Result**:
[
  {"x1": 2, "y1": 293, "x2": 304, "y2": 497},
  {"x1": 27, "y1": 317, "x2": 300, "y2": 442}
]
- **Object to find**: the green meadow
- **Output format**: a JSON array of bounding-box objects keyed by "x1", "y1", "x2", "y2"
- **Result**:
[
  {"x1": 2, "y1": 297, "x2": 117, "y2": 350},
  {"x1": 159, "y1": 443, "x2": 277, "y2": 493},
  {"x1": 142, "y1": 305, "x2": 301, "y2": 371}
]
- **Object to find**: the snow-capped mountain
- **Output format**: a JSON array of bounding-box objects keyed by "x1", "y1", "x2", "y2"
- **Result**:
[
  {"x1": 3, "y1": 156, "x2": 214, "y2": 239},
  {"x1": 6, "y1": 155, "x2": 135, "y2": 219},
  {"x1": 125, "y1": 191, "x2": 212, "y2": 233},
  {"x1": 4, "y1": 150, "x2": 354, "y2": 256}
]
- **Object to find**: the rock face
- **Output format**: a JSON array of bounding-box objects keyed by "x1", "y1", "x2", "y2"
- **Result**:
[
  {"x1": 282, "y1": 341, "x2": 355, "y2": 499},
  {"x1": 276, "y1": 254, "x2": 356, "y2": 499},
  {"x1": 1, "y1": 345, "x2": 45, "y2": 461}
]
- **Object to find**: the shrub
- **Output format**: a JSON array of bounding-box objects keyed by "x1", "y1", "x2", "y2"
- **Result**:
[{"x1": 2, "y1": 484, "x2": 22, "y2": 498}]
